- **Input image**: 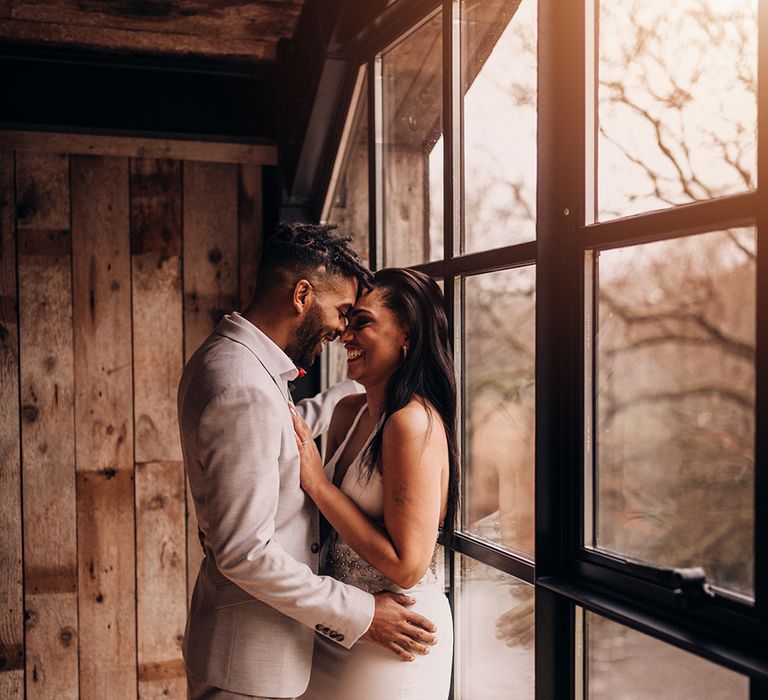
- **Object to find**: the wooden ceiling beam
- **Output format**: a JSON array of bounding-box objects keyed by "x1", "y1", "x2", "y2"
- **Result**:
[
  {"x1": 0, "y1": 130, "x2": 277, "y2": 165},
  {"x1": 0, "y1": 18, "x2": 277, "y2": 61},
  {"x1": 0, "y1": 0, "x2": 304, "y2": 62},
  {"x1": 8, "y1": 0, "x2": 302, "y2": 43}
]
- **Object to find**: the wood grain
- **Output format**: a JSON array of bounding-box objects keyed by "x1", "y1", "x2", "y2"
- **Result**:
[
  {"x1": 9, "y1": 0, "x2": 302, "y2": 43},
  {"x1": 0, "y1": 131, "x2": 277, "y2": 167},
  {"x1": 135, "y1": 461, "x2": 186, "y2": 700},
  {"x1": 0, "y1": 18, "x2": 277, "y2": 61},
  {"x1": 182, "y1": 161, "x2": 239, "y2": 356},
  {"x1": 16, "y1": 151, "x2": 78, "y2": 699},
  {"x1": 131, "y1": 159, "x2": 183, "y2": 463},
  {"x1": 71, "y1": 155, "x2": 136, "y2": 700},
  {"x1": 130, "y1": 158, "x2": 181, "y2": 258},
  {"x1": 0, "y1": 150, "x2": 23, "y2": 698},
  {"x1": 182, "y1": 161, "x2": 238, "y2": 598},
  {"x1": 238, "y1": 164, "x2": 263, "y2": 308}
]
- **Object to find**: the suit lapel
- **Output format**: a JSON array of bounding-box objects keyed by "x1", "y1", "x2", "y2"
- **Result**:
[{"x1": 214, "y1": 314, "x2": 294, "y2": 404}]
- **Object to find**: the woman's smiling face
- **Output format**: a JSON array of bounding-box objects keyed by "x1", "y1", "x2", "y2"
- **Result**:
[{"x1": 340, "y1": 287, "x2": 408, "y2": 388}]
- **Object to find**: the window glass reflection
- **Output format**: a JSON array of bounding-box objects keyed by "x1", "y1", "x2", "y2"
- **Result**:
[
  {"x1": 586, "y1": 611, "x2": 749, "y2": 698},
  {"x1": 462, "y1": 0, "x2": 537, "y2": 252},
  {"x1": 592, "y1": 228, "x2": 755, "y2": 595},
  {"x1": 597, "y1": 0, "x2": 757, "y2": 220},
  {"x1": 463, "y1": 267, "x2": 535, "y2": 558},
  {"x1": 381, "y1": 13, "x2": 443, "y2": 267},
  {"x1": 326, "y1": 71, "x2": 370, "y2": 268},
  {"x1": 456, "y1": 555, "x2": 534, "y2": 699}
]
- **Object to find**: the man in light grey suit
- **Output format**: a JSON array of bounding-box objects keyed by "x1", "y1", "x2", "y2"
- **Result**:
[{"x1": 178, "y1": 223, "x2": 436, "y2": 699}]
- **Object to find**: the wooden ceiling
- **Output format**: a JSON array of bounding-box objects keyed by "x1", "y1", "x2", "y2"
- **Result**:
[{"x1": 0, "y1": 0, "x2": 305, "y2": 62}]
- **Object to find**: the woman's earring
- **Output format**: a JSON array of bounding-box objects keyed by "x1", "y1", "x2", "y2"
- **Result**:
[{"x1": 402, "y1": 345, "x2": 408, "y2": 360}]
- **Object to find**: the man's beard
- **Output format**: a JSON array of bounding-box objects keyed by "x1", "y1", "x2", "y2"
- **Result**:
[{"x1": 286, "y1": 303, "x2": 326, "y2": 371}]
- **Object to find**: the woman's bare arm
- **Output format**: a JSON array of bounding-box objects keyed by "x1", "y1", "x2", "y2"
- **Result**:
[{"x1": 293, "y1": 400, "x2": 448, "y2": 589}]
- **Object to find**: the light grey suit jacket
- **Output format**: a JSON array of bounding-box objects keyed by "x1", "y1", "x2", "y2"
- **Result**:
[{"x1": 178, "y1": 313, "x2": 374, "y2": 697}]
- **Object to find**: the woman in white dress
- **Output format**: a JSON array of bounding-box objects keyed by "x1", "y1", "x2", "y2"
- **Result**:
[{"x1": 291, "y1": 268, "x2": 459, "y2": 700}]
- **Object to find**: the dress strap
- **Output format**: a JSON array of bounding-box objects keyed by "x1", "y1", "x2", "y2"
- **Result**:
[{"x1": 323, "y1": 400, "x2": 368, "y2": 480}]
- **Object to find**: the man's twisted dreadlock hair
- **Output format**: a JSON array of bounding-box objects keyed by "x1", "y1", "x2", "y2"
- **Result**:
[{"x1": 254, "y1": 222, "x2": 372, "y2": 295}]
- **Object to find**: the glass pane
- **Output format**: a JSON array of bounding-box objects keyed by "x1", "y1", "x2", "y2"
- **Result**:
[
  {"x1": 456, "y1": 555, "x2": 534, "y2": 699},
  {"x1": 591, "y1": 228, "x2": 755, "y2": 595},
  {"x1": 586, "y1": 611, "x2": 749, "y2": 699},
  {"x1": 462, "y1": 0, "x2": 537, "y2": 252},
  {"x1": 381, "y1": 13, "x2": 443, "y2": 267},
  {"x1": 326, "y1": 71, "x2": 370, "y2": 268},
  {"x1": 464, "y1": 267, "x2": 535, "y2": 558},
  {"x1": 597, "y1": 0, "x2": 757, "y2": 221}
]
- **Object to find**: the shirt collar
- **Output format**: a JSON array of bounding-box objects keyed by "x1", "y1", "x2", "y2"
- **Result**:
[{"x1": 216, "y1": 312, "x2": 300, "y2": 383}]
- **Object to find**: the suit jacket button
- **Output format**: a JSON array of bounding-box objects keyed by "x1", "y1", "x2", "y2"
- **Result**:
[
  {"x1": 315, "y1": 624, "x2": 323, "y2": 631},
  {"x1": 322, "y1": 626, "x2": 330, "y2": 634},
  {"x1": 311, "y1": 543, "x2": 319, "y2": 554},
  {"x1": 336, "y1": 634, "x2": 345, "y2": 642}
]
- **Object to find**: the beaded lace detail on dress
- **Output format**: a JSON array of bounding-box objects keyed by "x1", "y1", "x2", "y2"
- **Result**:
[{"x1": 325, "y1": 539, "x2": 444, "y2": 594}]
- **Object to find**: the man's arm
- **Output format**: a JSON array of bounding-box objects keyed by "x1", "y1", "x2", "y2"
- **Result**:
[
  {"x1": 198, "y1": 384, "x2": 373, "y2": 648},
  {"x1": 293, "y1": 379, "x2": 363, "y2": 438}
]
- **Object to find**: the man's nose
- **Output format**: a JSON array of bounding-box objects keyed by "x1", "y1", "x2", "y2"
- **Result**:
[
  {"x1": 334, "y1": 317, "x2": 347, "y2": 336},
  {"x1": 340, "y1": 326, "x2": 353, "y2": 343}
]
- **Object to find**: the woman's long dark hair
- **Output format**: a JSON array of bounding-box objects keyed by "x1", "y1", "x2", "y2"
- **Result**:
[{"x1": 361, "y1": 268, "x2": 460, "y2": 540}]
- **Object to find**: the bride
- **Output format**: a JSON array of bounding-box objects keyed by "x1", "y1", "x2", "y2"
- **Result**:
[{"x1": 291, "y1": 267, "x2": 458, "y2": 700}]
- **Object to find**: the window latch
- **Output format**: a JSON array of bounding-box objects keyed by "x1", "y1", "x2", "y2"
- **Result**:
[{"x1": 621, "y1": 561, "x2": 716, "y2": 609}]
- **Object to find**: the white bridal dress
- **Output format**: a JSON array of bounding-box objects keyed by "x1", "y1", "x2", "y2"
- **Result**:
[{"x1": 299, "y1": 404, "x2": 453, "y2": 700}]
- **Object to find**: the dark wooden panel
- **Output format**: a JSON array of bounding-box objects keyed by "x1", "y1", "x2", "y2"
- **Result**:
[
  {"x1": 130, "y1": 158, "x2": 181, "y2": 258},
  {"x1": 10, "y1": 0, "x2": 303, "y2": 43},
  {"x1": 2, "y1": 131, "x2": 277, "y2": 167},
  {"x1": 71, "y1": 155, "x2": 136, "y2": 700},
  {"x1": 1, "y1": 52, "x2": 279, "y2": 139},
  {"x1": 135, "y1": 461, "x2": 186, "y2": 700},
  {"x1": 0, "y1": 150, "x2": 23, "y2": 698},
  {"x1": 0, "y1": 18, "x2": 276, "y2": 60},
  {"x1": 16, "y1": 151, "x2": 79, "y2": 699},
  {"x1": 238, "y1": 164, "x2": 263, "y2": 308},
  {"x1": 182, "y1": 161, "x2": 238, "y2": 599},
  {"x1": 182, "y1": 161, "x2": 239, "y2": 353},
  {"x1": 130, "y1": 158, "x2": 183, "y2": 464}
]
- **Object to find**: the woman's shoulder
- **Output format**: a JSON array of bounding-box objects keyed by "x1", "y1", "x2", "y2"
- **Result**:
[{"x1": 384, "y1": 397, "x2": 444, "y2": 440}]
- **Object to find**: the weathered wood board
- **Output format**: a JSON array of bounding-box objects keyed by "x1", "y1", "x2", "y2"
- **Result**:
[
  {"x1": 71, "y1": 155, "x2": 136, "y2": 700},
  {"x1": 182, "y1": 161, "x2": 238, "y2": 600},
  {"x1": 0, "y1": 151, "x2": 23, "y2": 698},
  {"x1": 16, "y1": 150, "x2": 79, "y2": 699}
]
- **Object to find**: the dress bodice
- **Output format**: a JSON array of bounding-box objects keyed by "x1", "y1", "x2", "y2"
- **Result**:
[{"x1": 323, "y1": 403, "x2": 443, "y2": 595}]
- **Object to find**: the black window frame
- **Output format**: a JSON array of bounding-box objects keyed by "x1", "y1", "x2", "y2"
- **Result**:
[{"x1": 317, "y1": 0, "x2": 768, "y2": 696}]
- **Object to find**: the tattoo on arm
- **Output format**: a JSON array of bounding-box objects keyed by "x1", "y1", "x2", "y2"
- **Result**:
[{"x1": 393, "y1": 478, "x2": 408, "y2": 506}]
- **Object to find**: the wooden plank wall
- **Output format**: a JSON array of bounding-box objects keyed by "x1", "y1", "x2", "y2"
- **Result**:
[{"x1": 0, "y1": 146, "x2": 263, "y2": 699}]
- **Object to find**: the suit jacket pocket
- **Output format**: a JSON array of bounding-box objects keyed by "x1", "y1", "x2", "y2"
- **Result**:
[{"x1": 214, "y1": 580, "x2": 258, "y2": 609}]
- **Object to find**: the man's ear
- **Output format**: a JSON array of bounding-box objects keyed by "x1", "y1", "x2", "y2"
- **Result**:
[{"x1": 292, "y1": 279, "x2": 314, "y2": 314}]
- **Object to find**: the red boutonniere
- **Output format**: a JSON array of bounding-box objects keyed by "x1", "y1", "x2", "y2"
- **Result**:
[{"x1": 296, "y1": 368, "x2": 307, "y2": 378}]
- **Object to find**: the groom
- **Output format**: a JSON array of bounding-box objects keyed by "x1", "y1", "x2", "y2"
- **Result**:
[{"x1": 178, "y1": 223, "x2": 437, "y2": 699}]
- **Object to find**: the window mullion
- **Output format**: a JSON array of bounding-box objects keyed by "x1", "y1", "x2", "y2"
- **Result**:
[
  {"x1": 536, "y1": 0, "x2": 585, "y2": 696},
  {"x1": 442, "y1": 0, "x2": 460, "y2": 261},
  {"x1": 754, "y1": 0, "x2": 768, "y2": 628}
]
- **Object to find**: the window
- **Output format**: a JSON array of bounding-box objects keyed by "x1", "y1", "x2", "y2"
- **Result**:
[
  {"x1": 379, "y1": 12, "x2": 444, "y2": 267},
  {"x1": 321, "y1": 0, "x2": 768, "y2": 696},
  {"x1": 583, "y1": 610, "x2": 750, "y2": 698}
]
